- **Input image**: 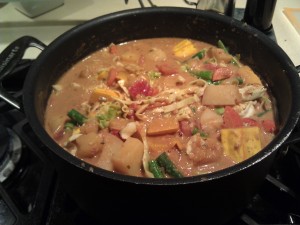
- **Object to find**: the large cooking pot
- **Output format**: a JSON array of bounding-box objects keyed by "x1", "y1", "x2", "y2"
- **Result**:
[{"x1": 1, "y1": 7, "x2": 300, "y2": 225}]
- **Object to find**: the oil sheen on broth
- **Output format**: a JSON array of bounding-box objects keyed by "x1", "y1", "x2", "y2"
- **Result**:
[{"x1": 44, "y1": 38, "x2": 277, "y2": 178}]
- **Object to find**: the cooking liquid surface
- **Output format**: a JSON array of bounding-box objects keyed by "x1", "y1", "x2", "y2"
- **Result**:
[{"x1": 44, "y1": 38, "x2": 276, "y2": 177}]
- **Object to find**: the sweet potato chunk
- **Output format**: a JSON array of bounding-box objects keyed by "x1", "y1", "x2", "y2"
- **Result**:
[
  {"x1": 112, "y1": 137, "x2": 144, "y2": 177},
  {"x1": 147, "y1": 116, "x2": 179, "y2": 136},
  {"x1": 202, "y1": 85, "x2": 241, "y2": 106}
]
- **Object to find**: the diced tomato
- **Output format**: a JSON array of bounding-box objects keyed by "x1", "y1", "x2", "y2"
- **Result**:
[
  {"x1": 107, "y1": 68, "x2": 118, "y2": 86},
  {"x1": 242, "y1": 118, "x2": 259, "y2": 127},
  {"x1": 223, "y1": 106, "x2": 243, "y2": 128},
  {"x1": 261, "y1": 120, "x2": 276, "y2": 133},
  {"x1": 179, "y1": 120, "x2": 192, "y2": 136},
  {"x1": 212, "y1": 67, "x2": 234, "y2": 81},
  {"x1": 156, "y1": 63, "x2": 178, "y2": 76},
  {"x1": 128, "y1": 79, "x2": 157, "y2": 99}
]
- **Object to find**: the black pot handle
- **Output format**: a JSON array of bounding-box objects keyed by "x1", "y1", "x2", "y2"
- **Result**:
[
  {"x1": 296, "y1": 65, "x2": 300, "y2": 73},
  {"x1": 0, "y1": 36, "x2": 46, "y2": 110}
]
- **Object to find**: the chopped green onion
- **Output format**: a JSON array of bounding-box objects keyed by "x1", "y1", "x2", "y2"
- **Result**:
[
  {"x1": 64, "y1": 122, "x2": 75, "y2": 130},
  {"x1": 257, "y1": 109, "x2": 271, "y2": 117},
  {"x1": 192, "y1": 127, "x2": 199, "y2": 135},
  {"x1": 149, "y1": 160, "x2": 165, "y2": 178},
  {"x1": 236, "y1": 77, "x2": 244, "y2": 85},
  {"x1": 156, "y1": 152, "x2": 183, "y2": 178},
  {"x1": 97, "y1": 104, "x2": 122, "y2": 129},
  {"x1": 213, "y1": 80, "x2": 222, "y2": 85},
  {"x1": 190, "y1": 106, "x2": 197, "y2": 113},
  {"x1": 192, "y1": 70, "x2": 213, "y2": 81},
  {"x1": 217, "y1": 40, "x2": 229, "y2": 53},
  {"x1": 200, "y1": 131, "x2": 208, "y2": 138},
  {"x1": 231, "y1": 57, "x2": 241, "y2": 67},
  {"x1": 148, "y1": 71, "x2": 161, "y2": 80},
  {"x1": 192, "y1": 49, "x2": 206, "y2": 59},
  {"x1": 215, "y1": 107, "x2": 225, "y2": 115},
  {"x1": 67, "y1": 109, "x2": 87, "y2": 125}
]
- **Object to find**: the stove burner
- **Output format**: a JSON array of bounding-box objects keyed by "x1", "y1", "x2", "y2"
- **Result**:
[{"x1": 0, "y1": 125, "x2": 22, "y2": 182}]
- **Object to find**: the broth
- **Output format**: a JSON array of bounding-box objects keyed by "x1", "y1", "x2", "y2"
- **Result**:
[{"x1": 44, "y1": 38, "x2": 276, "y2": 178}]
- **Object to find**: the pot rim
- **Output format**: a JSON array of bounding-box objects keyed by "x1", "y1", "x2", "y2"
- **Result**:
[{"x1": 23, "y1": 7, "x2": 300, "y2": 185}]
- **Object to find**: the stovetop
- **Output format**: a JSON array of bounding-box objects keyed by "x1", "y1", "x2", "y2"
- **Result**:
[{"x1": 0, "y1": 59, "x2": 300, "y2": 225}]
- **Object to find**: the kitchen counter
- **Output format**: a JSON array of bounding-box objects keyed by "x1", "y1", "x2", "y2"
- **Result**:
[{"x1": 0, "y1": 0, "x2": 300, "y2": 66}]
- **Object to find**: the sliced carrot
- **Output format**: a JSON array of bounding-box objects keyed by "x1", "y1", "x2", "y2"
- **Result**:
[
  {"x1": 107, "y1": 68, "x2": 118, "y2": 86},
  {"x1": 147, "y1": 116, "x2": 179, "y2": 136},
  {"x1": 89, "y1": 88, "x2": 120, "y2": 103}
]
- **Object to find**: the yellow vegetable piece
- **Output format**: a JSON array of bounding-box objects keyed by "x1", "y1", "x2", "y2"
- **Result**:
[
  {"x1": 173, "y1": 39, "x2": 197, "y2": 58},
  {"x1": 116, "y1": 71, "x2": 128, "y2": 81},
  {"x1": 89, "y1": 88, "x2": 120, "y2": 103},
  {"x1": 97, "y1": 70, "x2": 109, "y2": 80},
  {"x1": 221, "y1": 127, "x2": 261, "y2": 163}
]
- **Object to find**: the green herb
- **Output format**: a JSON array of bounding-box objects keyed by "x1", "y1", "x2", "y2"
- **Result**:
[
  {"x1": 192, "y1": 127, "x2": 199, "y2": 135},
  {"x1": 213, "y1": 80, "x2": 222, "y2": 85},
  {"x1": 257, "y1": 110, "x2": 271, "y2": 117},
  {"x1": 192, "y1": 70, "x2": 213, "y2": 81},
  {"x1": 236, "y1": 77, "x2": 244, "y2": 85},
  {"x1": 200, "y1": 131, "x2": 208, "y2": 138},
  {"x1": 215, "y1": 107, "x2": 225, "y2": 115},
  {"x1": 148, "y1": 71, "x2": 161, "y2": 80},
  {"x1": 190, "y1": 106, "x2": 197, "y2": 113}
]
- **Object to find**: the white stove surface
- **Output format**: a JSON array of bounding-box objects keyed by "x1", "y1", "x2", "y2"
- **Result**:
[{"x1": 0, "y1": 0, "x2": 300, "y2": 66}]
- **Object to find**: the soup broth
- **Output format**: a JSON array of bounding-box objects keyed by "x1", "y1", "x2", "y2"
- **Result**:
[{"x1": 44, "y1": 38, "x2": 277, "y2": 178}]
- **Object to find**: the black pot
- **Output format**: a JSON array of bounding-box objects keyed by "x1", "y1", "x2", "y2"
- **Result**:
[{"x1": 1, "y1": 7, "x2": 300, "y2": 225}]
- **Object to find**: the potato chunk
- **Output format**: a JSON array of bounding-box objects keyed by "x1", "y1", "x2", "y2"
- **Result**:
[
  {"x1": 221, "y1": 127, "x2": 261, "y2": 163},
  {"x1": 76, "y1": 133, "x2": 104, "y2": 158},
  {"x1": 96, "y1": 133, "x2": 123, "y2": 171},
  {"x1": 112, "y1": 137, "x2": 144, "y2": 177},
  {"x1": 202, "y1": 85, "x2": 241, "y2": 106}
]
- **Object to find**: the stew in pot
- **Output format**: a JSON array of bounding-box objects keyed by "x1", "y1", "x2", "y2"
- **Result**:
[{"x1": 44, "y1": 38, "x2": 277, "y2": 178}]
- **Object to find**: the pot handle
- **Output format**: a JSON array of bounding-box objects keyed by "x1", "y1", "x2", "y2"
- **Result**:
[{"x1": 0, "y1": 36, "x2": 46, "y2": 110}]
